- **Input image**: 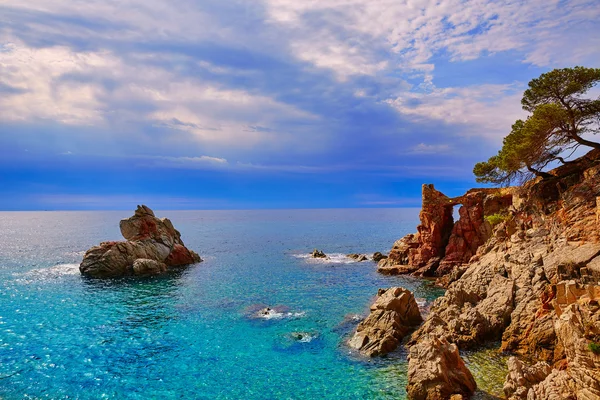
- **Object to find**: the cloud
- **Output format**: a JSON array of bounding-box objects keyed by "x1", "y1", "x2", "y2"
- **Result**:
[
  {"x1": 409, "y1": 143, "x2": 452, "y2": 154},
  {"x1": 1, "y1": 0, "x2": 599, "y2": 208},
  {"x1": 385, "y1": 83, "x2": 526, "y2": 140}
]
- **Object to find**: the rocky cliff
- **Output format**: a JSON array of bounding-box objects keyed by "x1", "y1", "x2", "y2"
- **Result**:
[{"x1": 379, "y1": 149, "x2": 600, "y2": 398}]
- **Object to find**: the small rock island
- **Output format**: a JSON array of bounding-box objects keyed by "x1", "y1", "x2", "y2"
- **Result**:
[{"x1": 79, "y1": 205, "x2": 202, "y2": 278}]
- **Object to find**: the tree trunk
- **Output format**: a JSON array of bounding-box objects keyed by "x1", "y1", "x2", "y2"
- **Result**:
[
  {"x1": 568, "y1": 133, "x2": 600, "y2": 150},
  {"x1": 526, "y1": 165, "x2": 553, "y2": 179}
]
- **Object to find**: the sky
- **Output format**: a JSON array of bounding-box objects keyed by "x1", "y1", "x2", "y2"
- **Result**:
[{"x1": 1, "y1": 0, "x2": 599, "y2": 210}]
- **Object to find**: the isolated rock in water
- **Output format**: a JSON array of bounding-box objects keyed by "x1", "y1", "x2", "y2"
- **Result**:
[
  {"x1": 312, "y1": 249, "x2": 327, "y2": 258},
  {"x1": 372, "y1": 252, "x2": 388, "y2": 262},
  {"x1": 407, "y1": 335, "x2": 477, "y2": 400},
  {"x1": 349, "y1": 287, "x2": 422, "y2": 357},
  {"x1": 347, "y1": 253, "x2": 368, "y2": 262},
  {"x1": 80, "y1": 205, "x2": 202, "y2": 278},
  {"x1": 503, "y1": 357, "x2": 552, "y2": 400}
]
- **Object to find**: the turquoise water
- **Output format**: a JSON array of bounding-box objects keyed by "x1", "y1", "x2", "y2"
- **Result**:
[{"x1": 0, "y1": 209, "x2": 462, "y2": 399}]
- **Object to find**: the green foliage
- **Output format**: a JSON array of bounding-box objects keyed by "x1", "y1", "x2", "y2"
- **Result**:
[
  {"x1": 589, "y1": 342, "x2": 600, "y2": 355},
  {"x1": 474, "y1": 66, "x2": 600, "y2": 186},
  {"x1": 485, "y1": 213, "x2": 509, "y2": 227}
]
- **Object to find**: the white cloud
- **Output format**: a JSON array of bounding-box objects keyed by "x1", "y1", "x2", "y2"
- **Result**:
[
  {"x1": 385, "y1": 83, "x2": 527, "y2": 140},
  {"x1": 0, "y1": 39, "x2": 317, "y2": 147},
  {"x1": 409, "y1": 143, "x2": 451, "y2": 154},
  {"x1": 265, "y1": 0, "x2": 600, "y2": 79}
]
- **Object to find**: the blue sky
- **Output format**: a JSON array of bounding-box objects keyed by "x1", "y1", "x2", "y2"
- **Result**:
[{"x1": 1, "y1": 0, "x2": 599, "y2": 210}]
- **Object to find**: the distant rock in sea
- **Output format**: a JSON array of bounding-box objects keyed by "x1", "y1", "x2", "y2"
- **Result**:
[
  {"x1": 346, "y1": 253, "x2": 368, "y2": 262},
  {"x1": 79, "y1": 205, "x2": 202, "y2": 278},
  {"x1": 311, "y1": 249, "x2": 327, "y2": 258}
]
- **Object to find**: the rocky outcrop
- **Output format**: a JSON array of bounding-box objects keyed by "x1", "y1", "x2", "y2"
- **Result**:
[
  {"x1": 407, "y1": 336, "x2": 477, "y2": 400},
  {"x1": 383, "y1": 149, "x2": 600, "y2": 398},
  {"x1": 378, "y1": 184, "x2": 513, "y2": 278},
  {"x1": 80, "y1": 205, "x2": 202, "y2": 278},
  {"x1": 503, "y1": 357, "x2": 552, "y2": 399},
  {"x1": 349, "y1": 287, "x2": 422, "y2": 357}
]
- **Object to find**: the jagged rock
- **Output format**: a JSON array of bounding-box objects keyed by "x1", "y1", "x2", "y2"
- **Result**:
[
  {"x1": 581, "y1": 255, "x2": 600, "y2": 284},
  {"x1": 411, "y1": 273, "x2": 514, "y2": 348},
  {"x1": 526, "y1": 369, "x2": 575, "y2": 400},
  {"x1": 406, "y1": 335, "x2": 477, "y2": 400},
  {"x1": 80, "y1": 205, "x2": 202, "y2": 278},
  {"x1": 542, "y1": 243, "x2": 600, "y2": 284},
  {"x1": 372, "y1": 252, "x2": 388, "y2": 262},
  {"x1": 503, "y1": 357, "x2": 552, "y2": 399},
  {"x1": 312, "y1": 249, "x2": 327, "y2": 258},
  {"x1": 442, "y1": 191, "x2": 493, "y2": 268},
  {"x1": 349, "y1": 287, "x2": 422, "y2": 357},
  {"x1": 347, "y1": 253, "x2": 368, "y2": 262},
  {"x1": 410, "y1": 184, "x2": 455, "y2": 268}
]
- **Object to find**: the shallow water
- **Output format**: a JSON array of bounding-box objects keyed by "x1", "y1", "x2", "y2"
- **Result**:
[{"x1": 0, "y1": 209, "x2": 506, "y2": 399}]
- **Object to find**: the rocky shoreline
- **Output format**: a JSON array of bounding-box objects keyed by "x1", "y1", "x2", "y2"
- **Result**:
[{"x1": 351, "y1": 149, "x2": 600, "y2": 399}]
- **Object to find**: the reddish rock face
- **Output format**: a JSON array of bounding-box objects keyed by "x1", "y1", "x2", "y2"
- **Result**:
[
  {"x1": 408, "y1": 184, "x2": 455, "y2": 267},
  {"x1": 165, "y1": 243, "x2": 202, "y2": 266},
  {"x1": 441, "y1": 192, "x2": 493, "y2": 271}
]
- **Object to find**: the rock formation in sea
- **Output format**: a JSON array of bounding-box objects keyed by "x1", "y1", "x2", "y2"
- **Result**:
[
  {"x1": 347, "y1": 253, "x2": 368, "y2": 262},
  {"x1": 312, "y1": 249, "x2": 327, "y2": 258},
  {"x1": 375, "y1": 149, "x2": 600, "y2": 398},
  {"x1": 79, "y1": 205, "x2": 202, "y2": 278},
  {"x1": 348, "y1": 287, "x2": 422, "y2": 357}
]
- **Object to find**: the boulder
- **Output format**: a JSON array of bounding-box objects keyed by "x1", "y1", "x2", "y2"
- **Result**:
[
  {"x1": 406, "y1": 335, "x2": 477, "y2": 400},
  {"x1": 80, "y1": 205, "x2": 202, "y2": 278},
  {"x1": 349, "y1": 287, "x2": 422, "y2": 357}
]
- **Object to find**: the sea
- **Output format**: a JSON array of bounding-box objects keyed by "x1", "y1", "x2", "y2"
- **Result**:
[{"x1": 0, "y1": 209, "x2": 507, "y2": 399}]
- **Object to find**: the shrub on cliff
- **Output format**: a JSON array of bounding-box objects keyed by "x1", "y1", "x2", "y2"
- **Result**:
[{"x1": 474, "y1": 66, "x2": 600, "y2": 185}]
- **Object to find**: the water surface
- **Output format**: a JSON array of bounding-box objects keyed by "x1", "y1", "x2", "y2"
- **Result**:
[{"x1": 0, "y1": 209, "x2": 504, "y2": 399}]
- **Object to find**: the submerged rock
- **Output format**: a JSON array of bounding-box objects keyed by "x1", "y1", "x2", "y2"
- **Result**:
[
  {"x1": 80, "y1": 205, "x2": 202, "y2": 278},
  {"x1": 312, "y1": 249, "x2": 327, "y2": 258},
  {"x1": 407, "y1": 335, "x2": 477, "y2": 400},
  {"x1": 349, "y1": 287, "x2": 422, "y2": 357}
]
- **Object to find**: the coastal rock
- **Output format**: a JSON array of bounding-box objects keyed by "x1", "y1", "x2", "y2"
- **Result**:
[
  {"x1": 409, "y1": 184, "x2": 455, "y2": 268},
  {"x1": 411, "y1": 273, "x2": 514, "y2": 348},
  {"x1": 349, "y1": 287, "x2": 422, "y2": 357},
  {"x1": 503, "y1": 357, "x2": 552, "y2": 400},
  {"x1": 520, "y1": 300, "x2": 600, "y2": 399},
  {"x1": 347, "y1": 253, "x2": 368, "y2": 262},
  {"x1": 440, "y1": 191, "x2": 493, "y2": 270},
  {"x1": 372, "y1": 252, "x2": 388, "y2": 262},
  {"x1": 312, "y1": 249, "x2": 327, "y2": 258},
  {"x1": 406, "y1": 335, "x2": 477, "y2": 400},
  {"x1": 80, "y1": 205, "x2": 202, "y2": 278}
]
